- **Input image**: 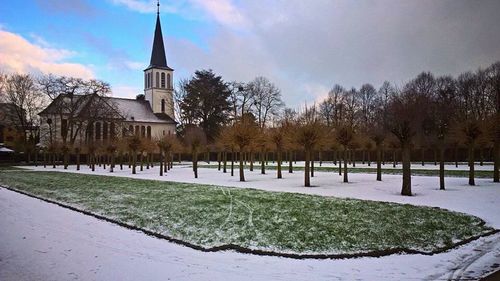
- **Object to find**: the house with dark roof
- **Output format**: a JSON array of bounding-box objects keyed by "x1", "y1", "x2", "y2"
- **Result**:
[{"x1": 38, "y1": 3, "x2": 176, "y2": 145}]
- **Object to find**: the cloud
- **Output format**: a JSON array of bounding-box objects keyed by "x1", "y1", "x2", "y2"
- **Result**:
[
  {"x1": 0, "y1": 29, "x2": 94, "y2": 79},
  {"x1": 111, "y1": 0, "x2": 249, "y2": 29},
  {"x1": 188, "y1": 0, "x2": 250, "y2": 29},
  {"x1": 167, "y1": 0, "x2": 500, "y2": 107}
]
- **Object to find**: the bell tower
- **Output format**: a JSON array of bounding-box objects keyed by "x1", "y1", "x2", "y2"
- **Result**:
[{"x1": 144, "y1": 1, "x2": 174, "y2": 118}]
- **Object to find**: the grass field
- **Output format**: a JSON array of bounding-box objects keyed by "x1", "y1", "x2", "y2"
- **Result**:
[{"x1": 0, "y1": 170, "x2": 493, "y2": 255}]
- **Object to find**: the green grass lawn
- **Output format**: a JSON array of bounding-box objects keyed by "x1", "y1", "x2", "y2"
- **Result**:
[
  {"x1": 199, "y1": 163, "x2": 494, "y2": 178},
  {"x1": 0, "y1": 170, "x2": 493, "y2": 256}
]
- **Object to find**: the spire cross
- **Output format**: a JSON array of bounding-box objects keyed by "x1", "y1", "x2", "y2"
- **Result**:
[{"x1": 157, "y1": 0, "x2": 160, "y2": 15}]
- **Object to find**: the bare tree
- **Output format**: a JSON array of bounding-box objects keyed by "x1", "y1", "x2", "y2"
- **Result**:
[
  {"x1": 292, "y1": 106, "x2": 324, "y2": 187},
  {"x1": 184, "y1": 126, "x2": 207, "y2": 178},
  {"x1": 358, "y1": 83, "x2": 378, "y2": 125},
  {"x1": 386, "y1": 84, "x2": 429, "y2": 196},
  {"x1": 248, "y1": 77, "x2": 284, "y2": 128},
  {"x1": 228, "y1": 115, "x2": 258, "y2": 181},
  {"x1": 486, "y1": 62, "x2": 500, "y2": 182},
  {"x1": 336, "y1": 125, "x2": 355, "y2": 183},
  {"x1": 3, "y1": 73, "x2": 47, "y2": 160},
  {"x1": 456, "y1": 71, "x2": 488, "y2": 186},
  {"x1": 432, "y1": 76, "x2": 458, "y2": 190}
]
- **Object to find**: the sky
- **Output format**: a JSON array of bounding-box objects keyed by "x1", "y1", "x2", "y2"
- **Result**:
[{"x1": 1, "y1": 0, "x2": 500, "y2": 108}]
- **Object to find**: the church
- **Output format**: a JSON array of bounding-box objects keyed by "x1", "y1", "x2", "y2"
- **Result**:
[{"x1": 39, "y1": 4, "x2": 176, "y2": 145}]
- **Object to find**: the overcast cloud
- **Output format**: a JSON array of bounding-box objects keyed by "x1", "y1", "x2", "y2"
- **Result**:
[{"x1": 164, "y1": 0, "x2": 500, "y2": 107}]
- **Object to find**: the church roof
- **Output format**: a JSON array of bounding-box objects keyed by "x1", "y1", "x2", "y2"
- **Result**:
[
  {"x1": 39, "y1": 95, "x2": 176, "y2": 125},
  {"x1": 108, "y1": 97, "x2": 176, "y2": 124},
  {"x1": 147, "y1": 13, "x2": 173, "y2": 71}
]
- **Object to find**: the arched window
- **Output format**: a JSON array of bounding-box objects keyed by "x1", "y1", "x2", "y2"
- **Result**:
[
  {"x1": 87, "y1": 123, "x2": 94, "y2": 140},
  {"x1": 155, "y1": 72, "x2": 159, "y2": 88},
  {"x1": 161, "y1": 99, "x2": 165, "y2": 113},
  {"x1": 144, "y1": 73, "x2": 147, "y2": 88},
  {"x1": 129, "y1": 125, "x2": 133, "y2": 135},
  {"x1": 110, "y1": 123, "x2": 115, "y2": 139},
  {"x1": 147, "y1": 73, "x2": 151, "y2": 88},
  {"x1": 103, "y1": 122, "x2": 108, "y2": 140},
  {"x1": 147, "y1": 126, "x2": 151, "y2": 139},
  {"x1": 95, "y1": 122, "x2": 101, "y2": 140},
  {"x1": 122, "y1": 128, "x2": 127, "y2": 137},
  {"x1": 161, "y1": 73, "x2": 165, "y2": 88},
  {"x1": 141, "y1": 126, "x2": 146, "y2": 137},
  {"x1": 135, "y1": 125, "x2": 140, "y2": 136},
  {"x1": 167, "y1": 73, "x2": 171, "y2": 89}
]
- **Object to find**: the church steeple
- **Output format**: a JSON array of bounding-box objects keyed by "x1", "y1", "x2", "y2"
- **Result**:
[
  {"x1": 144, "y1": 0, "x2": 175, "y2": 119},
  {"x1": 149, "y1": 1, "x2": 170, "y2": 69}
]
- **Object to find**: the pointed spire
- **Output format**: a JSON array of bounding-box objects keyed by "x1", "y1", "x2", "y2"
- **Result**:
[{"x1": 148, "y1": 0, "x2": 169, "y2": 69}]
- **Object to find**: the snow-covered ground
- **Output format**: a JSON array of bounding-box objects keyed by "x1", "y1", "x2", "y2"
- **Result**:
[
  {"x1": 1, "y1": 164, "x2": 499, "y2": 280},
  {"x1": 199, "y1": 160, "x2": 495, "y2": 171}
]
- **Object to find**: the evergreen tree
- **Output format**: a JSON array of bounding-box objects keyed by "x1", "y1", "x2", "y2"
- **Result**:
[{"x1": 180, "y1": 70, "x2": 231, "y2": 141}]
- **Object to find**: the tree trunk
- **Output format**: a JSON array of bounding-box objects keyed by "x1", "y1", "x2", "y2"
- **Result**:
[
  {"x1": 319, "y1": 150, "x2": 323, "y2": 167},
  {"x1": 132, "y1": 153, "x2": 136, "y2": 174},
  {"x1": 140, "y1": 153, "x2": 144, "y2": 171},
  {"x1": 479, "y1": 147, "x2": 484, "y2": 166},
  {"x1": 76, "y1": 152, "x2": 80, "y2": 171},
  {"x1": 230, "y1": 149, "x2": 234, "y2": 177},
  {"x1": 393, "y1": 150, "x2": 396, "y2": 168},
  {"x1": 311, "y1": 151, "x2": 315, "y2": 178},
  {"x1": 217, "y1": 152, "x2": 221, "y2": 171},
  {"x1": 63, "y1": 150, "x2": 69, "y2": 170},
  {"x1": 239, "y1": 151, "x2": 245, "y2": 182},
  {"x1": 163, "y1": 151, "x2": 170, "y2": 174},
  {"x1": 250, "y1": 151, "x2": 254, "y2": 171},
  {"x1": 421, "y1": 147, "x2": 425, "y2": 166},
  {"x1": 277, "y1": 149, "x2": 282, "y2": 179},
  {"x1": 110, "y1": 154, "x2": 115, "y2": 173},
  {"x1": 288, "y1": 150, "x2": 293, "y2": 173},
  {"x1": 454, "y1": 146, "x2": 459, "y2": 168},
  {"x1": 343, "y1": 148, "x2": 348, "y2": 183},
  {"x1": 159, "y1": 150, "x2": 163, "y2": 176},
  {"x1": 401, "y1": 144, "x2": 412, "y2": 196},
  {"x1": 494, "y1": 137, "x2": 499, "y2": 182},
  {"x1": 43, "y1": 151, "x2": 47, "y2": 168},
  {"x1": 193, "y1": 150, "x2": 198, "y2": 178},
  {"x1": 434, "y1": 148, "x2": 438, "y2": 166},
  {"x1": 304, "y1": 149, "x2": 310, "y2": 187},
  {"x1": 223, "y1": 151, "x2": 227, "y2": 173},
  {"x1": 367, "y1": 150, "x2": 371, "y2": 166},
  {"x1": 439, "y1": 142, "x2": 445, "y2": 190},
  {"x1": 260, "y1": 150, "x2": 265, "y2": 174},
  {"x1": 362, "y1": 150, "x2": 365, "y2": 164},
  {"x1": 338, "y1": 150, "x2": 342, "y2": 176},
  {"x1": 376, "y1": 146, "x2": 382, "y2": 181},
  {"x1": 468, "y1": 143, "x2": 475, "y2": 186}
]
